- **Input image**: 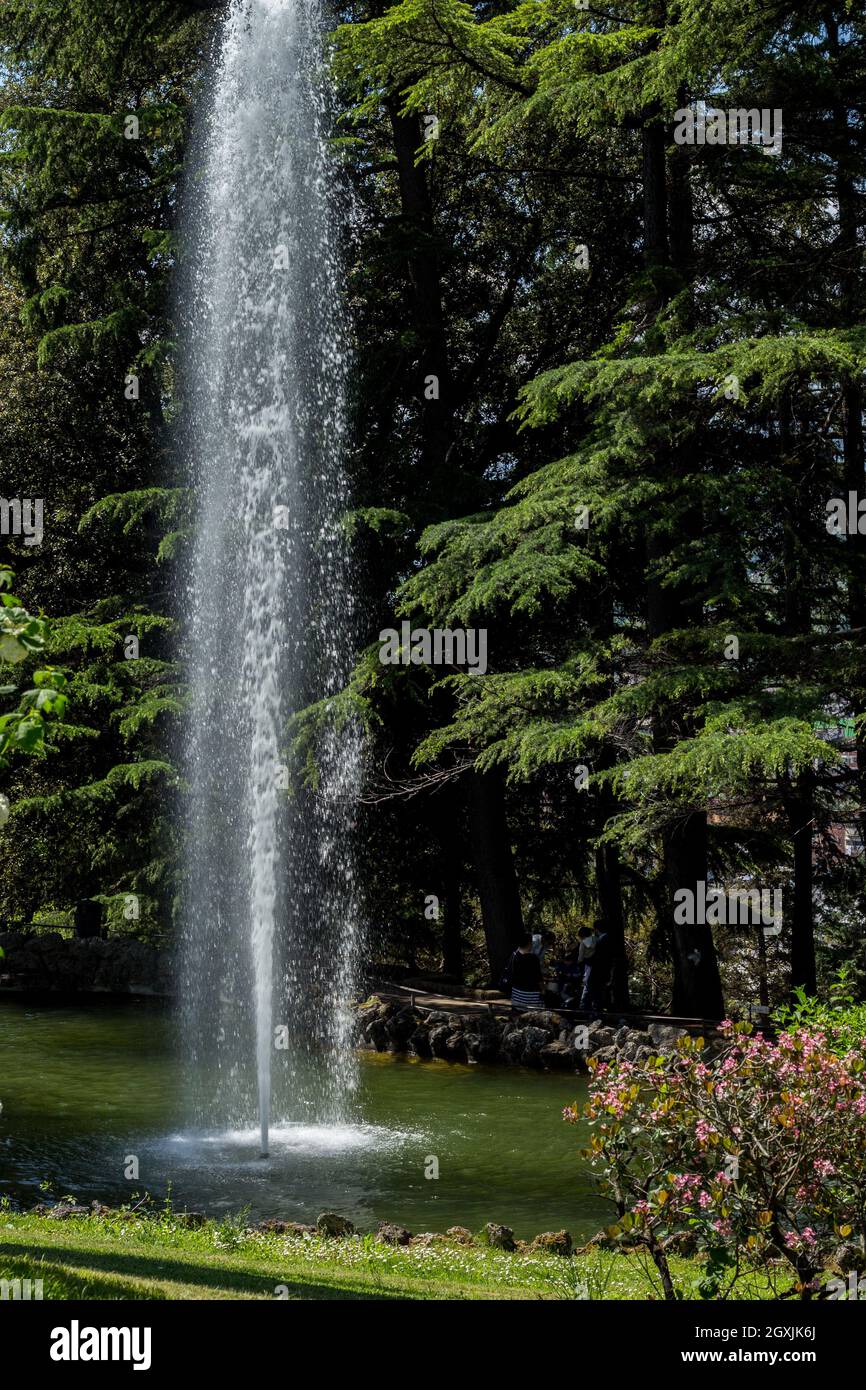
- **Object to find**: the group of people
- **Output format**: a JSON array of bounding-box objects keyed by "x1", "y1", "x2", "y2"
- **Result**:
[{"x1": 501, "y1": 922, "x2": 614, "y2": 1014}]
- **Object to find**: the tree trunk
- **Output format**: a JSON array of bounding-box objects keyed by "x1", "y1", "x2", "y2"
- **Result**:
[
  {"x1": 789, "y1": 780, "x2": 817, "y2": 995},
  {"x1": 467, "y1": 767, "x2": 524, "y2": 983},
  {"x1": 756, "y1": 921, "x2": 770, "y2": 1017},
  {"x1": 665, "y1": 810, "x2": 724, "y2": 1018},
  {"x1": 595, "y1": 838, "x2": 629, "y2": 1008},
  {"x1": 433, "y1": 788, "x2": 464, "y2": 981},
  {"x1": 641, "y1": 121, "x2": 723, "y2": 1018},
  {"x1": 829, "y1": 18, "x2": 866, "y2": 857},
  {"x1": 842, "y1": 380, "x2": 866, "y2": 856},
  {"x1": 386, "y1": 99, "x2": 454, "y2": 510},
  {"x1": 780, "y1": 394, "x2": 817, "y2": 997},
  {"x1": 641, "y1": 124, "x2": 668, "y2": 272}
]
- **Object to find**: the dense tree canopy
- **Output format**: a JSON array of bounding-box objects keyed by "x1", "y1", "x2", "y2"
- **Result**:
[{"x1": 1, "y1": 0, "x2": 864, "y2": 1015}]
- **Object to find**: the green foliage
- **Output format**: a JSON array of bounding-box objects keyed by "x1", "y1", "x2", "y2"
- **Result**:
[
  {"x1": 0, "y1": 1, "x2": 204, "y2": 928},
  {"x1": 775, "y1": 967, "x2": 866, "y2": 1056},
  {"x1": 0, "y1": 570, "x2": 67, "y2": 769}
]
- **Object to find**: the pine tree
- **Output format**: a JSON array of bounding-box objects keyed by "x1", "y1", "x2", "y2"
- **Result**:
[{"x1": 333, "y1": 0, "x2": 866, "y2": 1010}]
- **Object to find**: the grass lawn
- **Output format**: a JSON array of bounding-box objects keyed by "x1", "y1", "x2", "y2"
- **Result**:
[{"x1": 0, "y1": 1209, "x2": 801, "y2": 1301}]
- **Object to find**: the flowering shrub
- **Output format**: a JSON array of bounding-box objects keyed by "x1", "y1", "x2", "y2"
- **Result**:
[{"x1": 565, "y1": 1023, "x2": 866, "y2": 1299}]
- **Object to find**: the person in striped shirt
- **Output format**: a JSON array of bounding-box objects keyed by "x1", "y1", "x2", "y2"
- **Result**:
[{"x1": 509, "y1": 934, "x2": 545, "y2": 1011}]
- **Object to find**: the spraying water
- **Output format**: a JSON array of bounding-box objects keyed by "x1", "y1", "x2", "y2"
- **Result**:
[{"x1": 179, "y1": 0, "x2": 360, "y2": 1156}]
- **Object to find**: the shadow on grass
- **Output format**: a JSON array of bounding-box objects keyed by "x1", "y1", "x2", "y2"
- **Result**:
[
  {"x1": 0, "y1": 1243, "x2": 399, "y2": 1301},
  {"x1": 0, "y1": 1251, "x2": 166, "y2": 1301}
]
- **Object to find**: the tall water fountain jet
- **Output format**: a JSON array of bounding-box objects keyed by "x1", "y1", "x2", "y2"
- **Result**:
[{"x1": 179, "y1": 0, "x2": 360, "y2": 1156}]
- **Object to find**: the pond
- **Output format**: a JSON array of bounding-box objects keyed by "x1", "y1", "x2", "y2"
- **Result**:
[{"x1": 0, "y1": 1000, "x2": 608, "y2": 1240}]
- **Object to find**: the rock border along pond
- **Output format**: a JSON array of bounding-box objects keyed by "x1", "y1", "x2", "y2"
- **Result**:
[{"x1": 353, "y1": 995, "x2": 706, "y2": 1071}]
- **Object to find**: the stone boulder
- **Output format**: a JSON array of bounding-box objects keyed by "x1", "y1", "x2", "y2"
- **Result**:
[
  {"x1": 517, "y1": 1010, "x2": 562, "y2": 1033},
  {"x1": 521, "y1": 1026, "x2": 553, "y2": 1065},
  {"x1": 385, "y1": 1007, "x2": 421, "y2": 1049},
  {"x1": 365, "y1": 1019, "x2": 390, "y2": 1052},
  {"x1": 484, "y1": 1222, "x2": 516, "y2": 1251},
  {"x1": 356, "y1": 994, "x2": 382, "y2": 1014},
  {"x1": 539, "y1": 1041, "x2": 576, "y2": 1071},
  {"x1": 316, "y1": 1212, "x2": 355, "y2": 1238},
  {"x1": 408, "y1": 1025, "x2": 432, "y2": 1058},
  {"x1": 258, "y1": 1219, "x2": 315, "y2": 1237},
  {"x1": 465, "y1": 1030, "x2": 502, "y2": 1064},
  {"x1": 376, "y1": 1223, "x2": 412, "y2": 1246},
  {"x1": 620, "y1": 1029, "x2": 653, "y2": 1060},
  {"x1": 703, "y1": 1033, "x2": 728, "y2": 1061},
  {"x1": 500, "y1": 1029, "x2": 527, "y2": 1061},
  {"x1": 530, "y1": 1230, "x2": 573, "y2": 1257},
  {"x1": 429, "y1": 1024, "x2": 453, "y2": 1059},
  {"x1": 175, "y1": 1211, "x2": 206, "y2": 1228},
  {"x1": 648, "y1": 1022, "x2": 687, "y2": 1053},
  {"x1": 93, "y1": 939, "x2": 167, "y2": 995},
  {"x1": 445, "y1": 1226, "x2": 474, "y2": 1245},
  {"x1": 0, "y1": 932, "x2": 170, "y2": 996}
]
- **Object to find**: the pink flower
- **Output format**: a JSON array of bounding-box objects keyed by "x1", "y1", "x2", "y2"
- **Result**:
[
  {"x1": 784, "y1": 1228, "x2": 817, "y2": 1250},
  {"x1": 695, "y1": 1119, "x2": 719, "y2": 1147}
]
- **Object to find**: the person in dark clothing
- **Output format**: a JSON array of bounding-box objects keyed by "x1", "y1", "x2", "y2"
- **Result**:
[
  {"x1": 558, "y1": 947, "x2": 584, "y2": 1008},
  {"x1": 74, "y1": 898, "x2": 104, "y2": 940},
  {"x1": 581, "y1": 919, "x2": 613, "y2": 1012},
  {"x1": 507, "y1": 933, "x2": 545, "y2": 1011}
]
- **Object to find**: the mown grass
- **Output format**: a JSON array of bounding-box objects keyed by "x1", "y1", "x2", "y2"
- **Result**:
[{"x1": 0, "y1": 1209, "x2": 799, "y2": 1301}]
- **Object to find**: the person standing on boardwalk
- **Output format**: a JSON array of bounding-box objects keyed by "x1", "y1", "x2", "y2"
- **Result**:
[
  {"x1": 576, "y1": 925, "x2": 596, "y2": 1009},
  {"x1": 509, "y1": 933, "x2": 544, "y2": 1011},
  {"x1": 581, "y1": 920, "x2": 613, "y2": 1013}
]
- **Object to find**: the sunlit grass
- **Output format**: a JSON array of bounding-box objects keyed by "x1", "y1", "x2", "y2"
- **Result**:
[{"x1": 0, "y1": 1210, "x2": 801, "y2": 1301}]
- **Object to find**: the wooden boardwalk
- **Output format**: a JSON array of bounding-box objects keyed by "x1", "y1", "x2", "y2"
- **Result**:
[{"x1": 365, "y1": 981, "x2": 734, "y2": 1032}]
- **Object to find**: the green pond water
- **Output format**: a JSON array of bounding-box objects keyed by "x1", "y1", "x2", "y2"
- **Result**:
[{"x1": 0, "y1": 999, "x2": 608, "y2": 1239}]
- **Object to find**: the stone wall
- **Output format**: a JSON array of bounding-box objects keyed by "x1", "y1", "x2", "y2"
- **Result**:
[
  {"x1": 0, "y1": 932, "x2": 171, "y2": 996},
  {"x1": 353, "y1": 995, "x2": 695, "y2": 1070}
]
